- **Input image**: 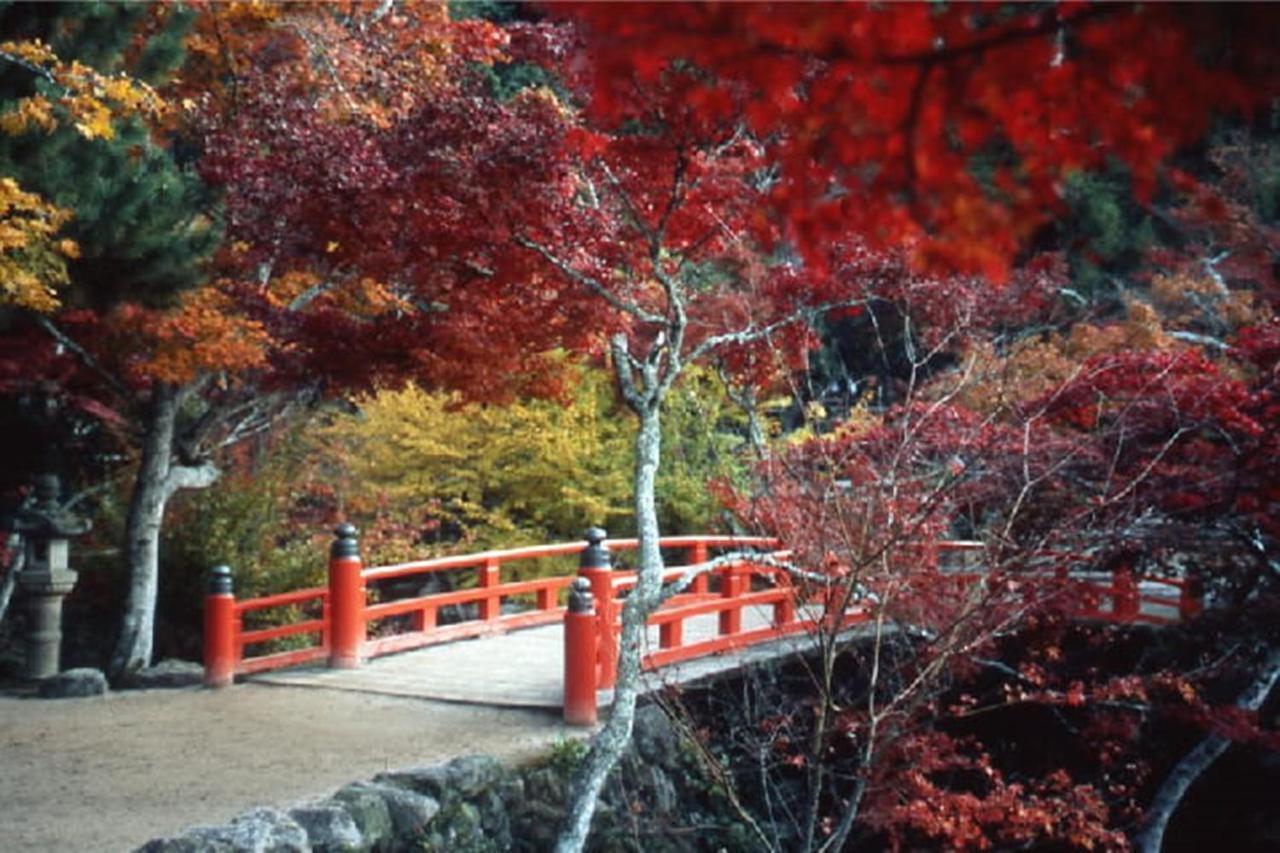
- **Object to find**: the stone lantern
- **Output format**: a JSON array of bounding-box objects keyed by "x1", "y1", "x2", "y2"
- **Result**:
[{"x1": 12, "y1": 472, "x2": 90, "y2": 680}]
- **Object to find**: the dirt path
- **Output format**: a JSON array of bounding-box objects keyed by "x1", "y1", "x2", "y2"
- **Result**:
[{"x1": 0, "y1": 684, "x2": 578, "y2": 852}]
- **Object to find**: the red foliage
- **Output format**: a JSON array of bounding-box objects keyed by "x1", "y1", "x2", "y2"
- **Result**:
[
  {"x1": 550, "y1": 3, "x2": 1280, "y2": 280},
  {"x1": 865, "y1": 732, "x2": 1125, "y2": 851}
]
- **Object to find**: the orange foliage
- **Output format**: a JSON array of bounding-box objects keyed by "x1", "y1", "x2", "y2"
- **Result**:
[
  {"x1": 179, "y1": 1, "x2": 505, "y2": 128},
  {"x1": 115, "y1": 288, "x2": 271, "y2": 385},
  {"x1": 945, "y1": 264, "x2": 1274, "y2": 414},
  {"x1": 947, "y1": 301, "x2": 1178, "y2": 414}
]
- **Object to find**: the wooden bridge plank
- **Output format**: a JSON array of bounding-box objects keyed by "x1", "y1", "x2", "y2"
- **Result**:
[{"x1": 251, "y1": 603, "x2": 804, "y2": 709}]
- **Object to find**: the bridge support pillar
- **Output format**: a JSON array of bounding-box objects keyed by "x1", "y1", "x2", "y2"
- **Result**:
[
  {"x1": 203, "y1": 565, "x2": 237, "y2": 688},
  {"x1": 564, "y1": 577, "x2": 599, "y2": 726},
  {"x1": 329, "y1": 524, "x2": 365, "y2": 669}
]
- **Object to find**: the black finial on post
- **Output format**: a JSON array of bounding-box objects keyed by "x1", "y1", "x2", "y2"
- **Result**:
[
  {"x1": 580, "y1": 527, "x2": 611, "y2": 571},
  {"x1": 331, "y1": 523, "x2": 360, "y2": 559},
  {"x1": 568, "y1": 576, "x2": 595, "y2": 613},
  {"x1": 208, "y1": 565, "x2": 234, "y2": 595}
]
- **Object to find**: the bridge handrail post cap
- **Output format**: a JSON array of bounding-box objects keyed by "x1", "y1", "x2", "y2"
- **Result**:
[
  {"x1": 331, "y1": 523, "x2": 360, "y2": 558},
  {"x1": 568, "y1": 576, "x2": 595, "y2": 613},
  {"x1": 208, "y1": 564, "x2": 234, "y2": 595},
  {"x1": 580, "y1": 526, "x2": 611, "y2": 571}
]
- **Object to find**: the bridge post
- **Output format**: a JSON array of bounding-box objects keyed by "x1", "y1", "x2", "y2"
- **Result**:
[
  {"x1": 579, "y1": 527, "x2": 617, "y2": 689},
  {"x1": 1112, "y1": 563, "x2": 1140, "y2": 620},
  {"x1": 1179, "y1": 576, "x2": 1203, "y2": 621},
  {"x1": 203, "y1": 565, "x2": 237, "y2": 688},
  {"x1": 719, "y1": 561, "x2": 743, "y2": 636},
  {"x1": 564, "y1": 577, "x2": 599, "y2": 726},
  {"x1": 329, "y1": 524, "x2": 365, "y2": 669},
  {"x1": 690, "y1": 541, "x2": 709, "y2": 594},
  {"x1": 478, "y1": 558, "x2": 501, "y2": 620},
  {"x1": 773, "y1": 570, "x2": 797, "y2": 627}
]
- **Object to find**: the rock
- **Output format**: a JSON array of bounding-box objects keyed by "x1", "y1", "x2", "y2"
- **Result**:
[
  {"x1": 136, "y1": 809, "x2": 308, "y2": 853},
  {"x1": 289, "y1": 803, "x2": 366, "y2": 852},
  {"x1": 631, "y1": 704, "x2": 679, "y2": 767},
  {"x1": 38, "y1": 667, "x2": 107, "y2": 698},
  {"x1": 122, "y1": 658, "x2": 204, "y2": 689},
  {"x1": 375, "y1": 755, "x2": 506, "y2": 800},
  {"x1": 420, "y1": 801, "x2": 492, "y2": 853},
  {"x1": 135, "y1": 835, "x2": 235, "y2": 853},
  {"x1": 168, "y1": 827, "x2": 254, "y2": 852},
  {"x1": 217, "y1": 808, "x2": 310, "y2": 852},
  {"x1": 376, "y1": 785, "x2": 441, "y2": 839},
  {"x1": 474, "y1": 786, "x2": 513, "y2": 849},
  {"x1": 332, "y1": 784, "x2": 394, "y2": 848}
]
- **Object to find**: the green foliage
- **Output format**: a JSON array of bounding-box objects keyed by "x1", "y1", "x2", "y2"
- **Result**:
[
  {"x1": 156, "y1": 426, "x2": 328, "y2": 658},
  {"x1": 448, "y1": 1, "x2": 521, "y2": 24},
  {"x1": 476, "y1": 60, "x2": 562, "y2": 102},
  {"x1": 543, "y1": 736, "x2": 590, "y2": 774},
  {"x1": 0, "y1": 123, "x2": 220, "y2": 307},
  {"x1": 655, "y1": 368, "x2": 751, "y2": 532},
  {"x1": 0, "y1": 1, "x2": 190, "y2": 85},
  {"x1": 1059, "y1": 166, "x2": 1156, "y2": 302}
]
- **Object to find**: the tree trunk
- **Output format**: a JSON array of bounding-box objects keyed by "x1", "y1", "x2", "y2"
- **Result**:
[
  {"x1": 557, "y1": 401, "x2": 664, "y2": 853},
  {"x1": 108, "y1": 384, "x2": 219, "y2": 679}
]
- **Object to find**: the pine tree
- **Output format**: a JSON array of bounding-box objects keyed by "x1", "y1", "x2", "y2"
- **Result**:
[{"x1": 0, "y1": 1, "x2": 217, "y2": 309}]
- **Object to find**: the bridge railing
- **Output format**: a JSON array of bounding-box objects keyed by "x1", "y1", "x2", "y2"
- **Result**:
[
  {"x1": 203, "y1": 526, "x2": 1205, "y2": 724},
  {"x1": 202, "y1": 524, "x2": 775, "y2": 687}
]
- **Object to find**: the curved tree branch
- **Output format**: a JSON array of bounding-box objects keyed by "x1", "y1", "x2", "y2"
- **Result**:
[{"x1": 1134, "y1": 645, "x2": 1280, "y2": 852}]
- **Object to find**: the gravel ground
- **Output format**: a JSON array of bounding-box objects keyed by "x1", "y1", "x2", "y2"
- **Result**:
[{"x1": 0, "y1": 683, "x2": 578, "y2": 852}]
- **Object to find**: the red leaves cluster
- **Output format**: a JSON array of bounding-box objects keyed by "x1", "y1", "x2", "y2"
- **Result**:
[{"x1": 1031, "y1": 340, "x2": 1279, "y2": 539}]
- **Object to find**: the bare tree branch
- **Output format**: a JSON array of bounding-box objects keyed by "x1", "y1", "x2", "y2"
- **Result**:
[
  {"x1": 33, "y1": 314, "x2": 131, "y2": 402},
  {"x1": 515, "y1": 235, "x2": 666, "y2": 325}
]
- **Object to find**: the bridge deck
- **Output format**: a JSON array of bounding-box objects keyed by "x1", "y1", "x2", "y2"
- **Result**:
[
  {"x1": 251, "y1": 581, "x2": 1182, "y2": 708},
  {"x1": 252, "y1": 602, "x2": 828, "y2": 707}
]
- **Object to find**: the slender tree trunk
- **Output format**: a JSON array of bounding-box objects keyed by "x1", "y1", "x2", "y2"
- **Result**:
[
  {"x1": 108, "y1": 384, "x2": 218, "y2": 679},
  {"x1": 0, "y1": 532, "x2": 24, "y2": 630},
  {"x1": 557, "y1": 402, "x2": 664, "y2": 853}
]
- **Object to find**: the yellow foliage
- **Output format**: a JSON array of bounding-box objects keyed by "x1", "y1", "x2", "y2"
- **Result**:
[
  {"x1": 182, "y1": 2, "x2": 490, "y2": 129},
  {"x1": 0, "y1": 95, "x2": 57, "y2": 135},
  {"x1": 1150, "y1": 270, "x2": 1272, "y2": 330},
  {"x1": 0, "y1": 177, "x2": 77, "y2": 312},
  {"x1": 262, "y1": 269, "x2": 408, "y2": 317},
  {"x1": 331, "y1": 276, "x2": 409, "y2": 317},
  {"x1": 317, "y1": 364, "x2": 749, "y2": 560},
  {"x1": 0, "y1": 39, "x2": 165, "y2": 141},
  {"x1": 0, "y1": 39, "x2": 164, "y2": 311},
  {"x1": 321, "y1": 367, "x2": 636, "y2": 553}
]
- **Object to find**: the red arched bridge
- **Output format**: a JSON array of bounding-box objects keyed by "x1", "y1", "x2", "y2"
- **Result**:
[{"x1": 203, "y1": 526, "x2": 1202, "y2": 726}]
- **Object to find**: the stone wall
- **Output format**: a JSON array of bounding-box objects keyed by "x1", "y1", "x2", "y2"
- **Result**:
[{"x1": 137, "y1": 704, "x2": 746, "y2": 852}]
